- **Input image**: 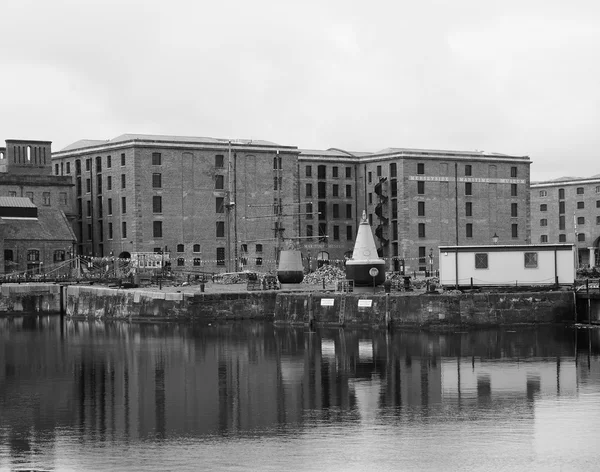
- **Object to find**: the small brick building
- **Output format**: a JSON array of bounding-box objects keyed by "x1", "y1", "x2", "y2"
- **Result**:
[{"x1": 0, "y1": 197, "x2": 76, "y2": 277}]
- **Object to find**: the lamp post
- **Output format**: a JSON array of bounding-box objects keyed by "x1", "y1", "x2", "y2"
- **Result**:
[
  {"x1": 429, "y1": 249, "x2": 433, "y2": 277},
  {"x1": 492, "y1": 233, "x2": 499, "y2": 245}
]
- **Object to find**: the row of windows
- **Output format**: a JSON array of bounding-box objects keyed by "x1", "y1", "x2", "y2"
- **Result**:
[
  {"x1": 417, "y1": 223, "x2": 519, "y2": 239},
  {"x1": 539, "y1": 201, "x2": 600, "y2": 212},
  {"x1": 6, "y1": 191, "x2": 67, "y2": 206},
  {"x1": 475, "y1": 252, "x2": 537, "y2": 269},
  {"x1": 539, "y1": 186, "x2": 600, "y2": 198},
  {"x1": 305, "y1": 165, "x2": 352, "y2": 179},
  {"x1": 305, "y1": 183, "x2": 352, "y2": 198},
  {"x1": 539, "y1": 233, "x2": 588, "y2": 243},
  {"x1": 305, "y1": 224, "x2": 353, "y2": 241},
  {"x1": 415, "y1": 163, "x2": 518, "y2": 177},
  {"x1": 303, "y1": 203, "x2": 353, "y2": 219},
  {"x1": 540, "y1": 216, "x2": 600, "y2": 226},
  {"x1": 414, "y1": 180, "x2": 519, "y2": 196},
  {"x1": 3, "y1": 249, "x2": 66, "y2": 263}
]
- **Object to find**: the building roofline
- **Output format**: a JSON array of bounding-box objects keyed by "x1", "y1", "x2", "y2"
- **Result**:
[
  {"x1": 531, "y1": 177, "x2": 600, "y2": 187},
  {"x1": 53, "y1": 134, "x2": 299, "y2": 157}
]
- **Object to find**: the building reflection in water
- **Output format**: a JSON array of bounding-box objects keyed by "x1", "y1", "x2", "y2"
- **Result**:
[{"x1": 0, "y1": 317, "x2": 598, "y2": 459}]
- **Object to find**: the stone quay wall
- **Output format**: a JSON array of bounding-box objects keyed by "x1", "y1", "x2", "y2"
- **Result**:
[
  {"x1": 0, "y1": 283, "x2": 576, "y2": 328},
  {"x1": 65, "y1": 285, "x2": 278, "y2": 322},
  {"x1": 0, "y1": 283, "x2": 62, "y2": 314},
  {"x1": 274, "y1": 291, "x2": 576, "y2": 328}
]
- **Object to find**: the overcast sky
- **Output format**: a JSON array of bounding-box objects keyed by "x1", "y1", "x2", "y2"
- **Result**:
[{"x1": 1, "y1": 0, "x2": 599, "y2": 181}]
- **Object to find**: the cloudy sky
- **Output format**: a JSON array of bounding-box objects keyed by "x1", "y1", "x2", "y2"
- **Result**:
[{"x1": 1, "y1": 0, "x2": 599, "y2": 181}]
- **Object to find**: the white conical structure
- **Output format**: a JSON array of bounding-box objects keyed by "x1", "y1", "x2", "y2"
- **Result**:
[{"x1": 345, "y1": 211, "x2": 386, "y2": 286}]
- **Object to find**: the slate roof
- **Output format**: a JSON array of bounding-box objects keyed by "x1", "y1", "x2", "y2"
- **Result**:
[
  {"x1": 1, "y1": 207, "x2": 76, "y2": 241},
  {"x1": 0, "y1": 196, "x2": 36, "y2": 208},
  {"x1": 60, "y1": 134, "x2": 283, "y2": 152}
]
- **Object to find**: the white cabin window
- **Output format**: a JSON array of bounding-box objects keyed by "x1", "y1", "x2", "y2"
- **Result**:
[
  {"x1": 524, "y1": 252, "x2": 538, "y2": 268},
  {"x1": 475, "y1": 253, "x2": 488, "y2": 269}
]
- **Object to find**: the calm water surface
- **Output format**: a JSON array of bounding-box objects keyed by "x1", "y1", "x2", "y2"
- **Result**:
[{"x1": 0, "y1": 317, "x2": 599, "y2": 471}]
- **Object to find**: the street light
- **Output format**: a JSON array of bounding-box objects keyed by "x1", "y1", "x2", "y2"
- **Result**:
[
  {"x1": 428, "y1": 249, "x2": 433, "y2": 276},
  {"x1": 492, "y1": 233, "x2": 499, "y2": 245}
]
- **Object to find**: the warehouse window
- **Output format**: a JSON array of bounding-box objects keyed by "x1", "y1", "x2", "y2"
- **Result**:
[
  {"x1": 215, "y1": 155, "x2": 224, "y2": 167},
  {"x1": 193, "y1": 258, "x2": 201, "y2": 266},
  {"x1": 465, "y1": 182, "x2": 472, "y2": 196},
  {"x1": 466, "y1": 223, "x2": 473, "y2": 238},
  {"x1": 578, "y1": 233, "x2": 586, "y2": 242},
  {"x1": 559, "y1": 234, "x2": 566, "y2": 242},
  {"x1": 475, "y1": 253, "x2": 488, "y2": 269},
  {"x1": 152, "y1": 152, "x2": 162, "y2": 165},
  {"x1": 540, "y1": 204, "x2": 547, "y2": 211},
  {"x1": 418, "y1": 223, "x2": 426, "y2": 238},
  {"x1": 524, "y1": 252, "x2": 538, "y2": 268},
  {"x1": 152, "y1": 173, "x2": 162, "y2": 188},
  {"x1": 177, "y1": 258, "x2": 185, "y2": 267},
  {"x1": 465, "y1": 165, "x2": 472, "y2": 176},
  {"x1": 512, "y1": 224, "x2": 518, "y2": 238},
  {"x1": 215, "y1": 175, "x2": 224, "y2": 190},
  {"x1": 417, "y1": 163, "x2": 424, "y2": 174},
  {"x1": 511, "y1": 184, "x2": 517, "y2": 196},
  {"x1": 511, "y1": 203, "x2": 518, "y2": 217},
  {"x1": 121, "y1": 153, "x2": 126, "y2": 166},
  {"x1": 193, "y1": 244, "x2": 201, "y2": 253},
  {"x1": 216, "y1": 248, "x2": 225, "y2": 265},
  {"x1": 346, "y1": 225, "x2": 353, "y2": 240},
  {"x1": 216, "y1": 222, "x2": 225, "y2": 237},
  {"x1": 153, "y1": 196, "x2": 162, "y2": 213},
  {"x1": 539, "y1": 190, "x2": 547, "y2": 197},
  {"x1": 417, "y1": 181, "x2": 425, "y2": 195},
  {"x1": 577, "y1": 201, "x2": 584, "y2": 209},
  {"x1": 153, "y1": 221, "x2": 163, "y2": 238},
  {"x1": 577, "y1": 187, "x2": 584, "y2": 195},
  {"x1": 540, "y1": 219, "x2": 547, "y2": 226},
  {"x1": 346, "y1": 185, "x2": 352, "y2": 197},
  {"x1": 216, "y1": 197, "x2": 224, "y2": 213},
  {"x1": 306, "y1": 183, "x2": 312, "y2": 197},
  {"x1": 540, "y1": 235, "x2": 548, "y2": 243},
  {"x1": 418, "y1": 201, "x2": 425, "y2": 216},
  {"x1": 511, "y1": 167, "x2": 517, "y2": 177},
  {"x1": 577, "y1": 216, "x2": 585, "y2": 225},
  {"x1": 346, "y1": 166, "x2": 352, "y2": 178},
  {"x1": 306, "y1": 202, "x2": 313, "y2": 219},
  {"x1": 466, "y1": 201, "x2": 472, "y2": 217},
  {"x1": 332, "y1": 166, "x2": 338, "y2": 178}
]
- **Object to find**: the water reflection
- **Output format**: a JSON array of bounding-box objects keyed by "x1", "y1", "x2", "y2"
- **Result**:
[{"x1": 0, "y1": 317, "x2": 598, "y2": 470}]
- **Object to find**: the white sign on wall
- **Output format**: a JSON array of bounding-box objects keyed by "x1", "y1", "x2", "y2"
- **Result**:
[
  {"x1": 320, "y1": 298, "x2": 335, "y2": 306},
  {"x1": 357, "y1": 299, "x2": 372, "y2": 307}
]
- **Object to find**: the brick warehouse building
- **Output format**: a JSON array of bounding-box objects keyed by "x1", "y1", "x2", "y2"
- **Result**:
[
  {"x1": 530, "y1": 176, "x2": 600, "y2": 268},
  {"x1": 53, "y1": 134, "x2": 530, "y2": 275},
  {"x1": 299, "y1": 147, "x2": 531, "y2": 273},
  {"x1": 0, "y1": 139, "x2": 76, "y2": 276},
  {"x1": 51, "y1": 134, "x2": 300, "y2": 274}
]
